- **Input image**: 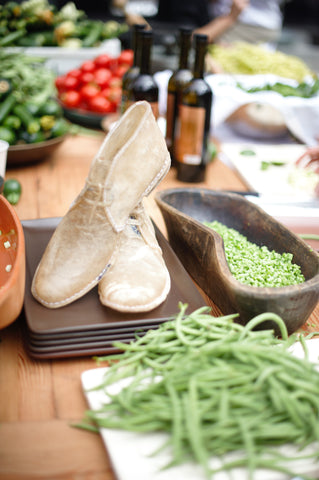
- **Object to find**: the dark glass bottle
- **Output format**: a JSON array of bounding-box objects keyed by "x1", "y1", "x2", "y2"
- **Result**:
[
  {"x1": 121, "y1": 23, "x2": 146, "y2": 114},
  {"x1": 131, "y1": 30, "x2": 159, "y2": 119},
  {"x1": 175, "y1": 34, "x2": 213, "y2": 183},
  {"x1": 166, "y1": 27, "x2": 192, "y2": 163}
]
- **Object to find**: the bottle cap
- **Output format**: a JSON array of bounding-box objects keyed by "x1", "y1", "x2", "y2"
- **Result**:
[{"x1": 194, "y1": 33, "x2": 208, "y2": 43}]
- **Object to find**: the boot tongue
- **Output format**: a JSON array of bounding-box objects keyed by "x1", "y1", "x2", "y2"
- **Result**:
[{"x1": 88, "y1": 157, "x2": 110, "y2": 185}]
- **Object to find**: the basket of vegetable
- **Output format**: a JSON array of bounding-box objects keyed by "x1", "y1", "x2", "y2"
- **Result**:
[
  {"x1": 0, "y1": 0, "x2": 127, "y2": 49},
  {"x1": 55, "y1": 50, "x2": 134, "y2": 128},
  {"x1": 0, "y1": 51, "x2": 69, "y2": 165}
]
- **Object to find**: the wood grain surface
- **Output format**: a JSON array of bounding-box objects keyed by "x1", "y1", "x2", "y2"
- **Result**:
[{"x1": 0, "y1": 133, "x2": 318, "y2": 480}]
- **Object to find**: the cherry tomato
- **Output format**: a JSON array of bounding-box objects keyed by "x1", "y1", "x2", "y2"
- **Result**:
[
  {"x1": 94, "y1": 54, "x2": 112, "y2": 69},
  {"x1": 80, "y1": 71, "x2": 95, "y2": 85},
  {"x1": 80, "y1": 84, "x2": 101, "y2": 102},
  {"x1": 108, "y1": 57, "x2": 119, "y2": 73},
  {"x1": 118, "y1": 49, "x2": 134, "y2": 66},
  {"x1": 114, "y1": 64, "x2": 130, "y2": 78},
  {"x1": 109, "y1": 76, "x2": 122, "y2": 89},
  {"x1": 94, "y1": 68, "x2": 112, "y2": 88},
  {"x1": 81, "y1": 60, "x2": 96, "y2": 73},
  {"x1": 100, "y1": 87, "x2": 111, "y2": 99},
  {"x1": 61, "y1": 90, "x2": 81, "y2": 109},
  {"x1": 89, "y1": 95, "x2": 115, "y2": 113},
  {"x1": 108, "y1": 86, "x2": 122, "y2": 105},
  {"x1": 55, "y1": 75, "x2": 67, "y2": 92},
  {"x1": 63, "y1": 75, "x2": 80, "y2": 90},
  {"x1": 67, "y1": 68, "x2": 82, "y2": 80}
]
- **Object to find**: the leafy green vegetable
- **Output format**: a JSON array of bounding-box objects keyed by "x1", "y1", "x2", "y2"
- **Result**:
[
  {"x1": 0, "y1": 51, "x2": 55, "y2": 105},
  {"x1": 240, "y1": 149, "x2": 256, "y2": 156},
  {"x1": 237, "y1": 78, "x2": 319, "y2": 98},
  {"x1": 204, "y1": 220, "x2": 305, "y2": 287},
  {"x1": 260, "y1": 160, "x2": 286, "y2": 171},
  {"x1": 77, "y1": 304, "x2": 319, "y2": 479},
  {"x1": 0, "y1": 0, "x2": 128, "y2": 48}
]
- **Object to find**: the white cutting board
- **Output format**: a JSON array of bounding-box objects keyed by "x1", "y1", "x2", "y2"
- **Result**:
[
  {"x1": 81, "y1": 339, "x2": 319, "y2": 480},
  {"x1": 220, "y1": 143, "x2": 317, "y2": 200}
]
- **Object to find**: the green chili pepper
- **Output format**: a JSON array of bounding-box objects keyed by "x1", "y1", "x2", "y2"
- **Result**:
[{"x1": 3, "y1": 178, "x2": 22, "y2": 205}]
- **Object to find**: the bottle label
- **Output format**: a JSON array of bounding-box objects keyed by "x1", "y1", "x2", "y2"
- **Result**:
[
  {"x1": 165, "y1": 93, "x2": 175, "y2": 148},
  {"x1": 175, "y1": 105, "x2": 205, "y2": 165}
]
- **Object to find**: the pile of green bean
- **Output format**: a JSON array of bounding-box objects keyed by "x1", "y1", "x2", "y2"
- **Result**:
[
  {"x1": 204, "y1": 220, "x2": 305, "y2": 287},
  {"x1": 80, "y1": 304, "x2": 319, "y2": 479}
]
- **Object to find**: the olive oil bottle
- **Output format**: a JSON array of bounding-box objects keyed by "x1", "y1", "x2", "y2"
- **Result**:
[
  {"x1": 166, "y1": 27, "x2": 193, "y2": 163},
  {"x1": 175, "y1": 34, "x2": 213, "y2": 183},
  {"x1": 131, "y1": 30, "x2": 159, "y2": 119},
  {"x1": 121, "y1": 23, "x2": 146, "y2": 114}
]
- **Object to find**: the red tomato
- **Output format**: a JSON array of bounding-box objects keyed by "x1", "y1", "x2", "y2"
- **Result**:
[
  {"x1": 55, "y1": 75, "x2": 67, "y2": 92},
  {"x1": 94, "y1": 54, "x2": 112, "y2": 69},
  {"x1": 108, "y1": 86, "x2": 122, "y2": 105},
  {"x1": 114, "y1": 64, "x2": 130, "y2": 78},
  {"x1": 61, "y1": 90, "x2": 81, "y2": 109},
  {"x1": 80, "y1": 83, "x2": 101, "y2": 102},
  {"x1": 89, "y1": 95, "x2": 115, "y2": 113},
  {"x1": 80, "y1": 71, "x2": 95, "y2": 85},
  {"x1": 100, "y1": 87, "x2": 111, "y2": 99},
  {"x1": 94, "y1": 68, "x2": 112, "y2": 88},
  {"x1": 63, "y1": 75, "x2": 80, "y2": 90},
  {"x1": 109, "y1": 76, "x2": 122, "y2": 89},
  {"x1": 118, "y1": 49, "x2": 134, "y2": 66},
  {"x1": 108, "y1": 57, "x2": 119, "y2": 73},
  {"x1": 81, "y1": 60, "x2": 96, "y2": 73},
  {"x1": 67, "y1": 68, "x2": 82, "y2": 79}
]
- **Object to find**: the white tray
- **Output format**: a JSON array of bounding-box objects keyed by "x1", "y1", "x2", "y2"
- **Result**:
[{"x1": 5, "y1": 38, "x2": 121, "y2": 74}]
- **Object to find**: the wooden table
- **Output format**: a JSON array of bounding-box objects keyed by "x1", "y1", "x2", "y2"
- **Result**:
[{"x1": 1, "y1": 134, "x2": 318, "y2": 480}]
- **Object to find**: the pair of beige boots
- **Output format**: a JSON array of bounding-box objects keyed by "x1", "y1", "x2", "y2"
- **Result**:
[{"x1": 31, "y1": 102, "x2": 171, "y2": 312}]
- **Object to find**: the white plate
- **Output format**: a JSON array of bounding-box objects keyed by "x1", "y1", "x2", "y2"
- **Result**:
[{"x1": 81, "y1": 339, "x2": 319, "y2": 480}]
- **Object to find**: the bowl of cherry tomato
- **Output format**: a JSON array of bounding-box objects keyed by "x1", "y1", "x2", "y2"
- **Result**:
[{"x1": 55, "y1": 50, "x2": 133, "y2": 128}]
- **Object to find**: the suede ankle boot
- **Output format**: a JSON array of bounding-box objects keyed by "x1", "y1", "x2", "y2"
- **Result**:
[
  {"x1": 32, "y1": 101, "x2": 170, "y2": 308},
  {"x1": 98, "y1": 201, "x2": 170, "y2": 312}
]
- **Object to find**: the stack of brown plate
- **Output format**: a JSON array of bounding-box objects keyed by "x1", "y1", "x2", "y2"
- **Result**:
[{"x1": 23, "y1": 217, "x2": 207, "y2": 359}]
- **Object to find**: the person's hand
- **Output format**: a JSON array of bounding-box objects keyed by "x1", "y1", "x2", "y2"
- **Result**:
[
  {"x1": 229, "y1": 0, "x2": 249, "y2": 21},
  {"x1": 295, "y1": 146, "x2": 319, "y2": 196},
  {"x1": 194, "y1": 0, "x2": 249, "y2": 43}
]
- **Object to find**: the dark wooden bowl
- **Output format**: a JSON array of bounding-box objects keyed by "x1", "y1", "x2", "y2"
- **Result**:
[{"x1": 155, "y1": 188, "x2": 319, "y2": 335}]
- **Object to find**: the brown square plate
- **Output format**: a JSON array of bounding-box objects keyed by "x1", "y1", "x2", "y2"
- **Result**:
[{"x1": 23, "y1": 217, "x2": 207, "y2": 356}]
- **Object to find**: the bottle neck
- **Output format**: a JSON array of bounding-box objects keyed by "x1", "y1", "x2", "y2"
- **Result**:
[
  {"x1": 193, "y1": 35, "x2": 208, "y2": 79},
  {"x1": 138, "y1": 32, "x2": 153, "y2": 75},
  {"x1": 178, "y1": 30, "x2": 191, "y2": 70},
  {"x1": 132, "y1": 24, "x2": 145, "y2": 68}
]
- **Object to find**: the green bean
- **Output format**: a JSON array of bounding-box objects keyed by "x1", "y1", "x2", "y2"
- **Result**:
[{"x1": 79, "y1": 304, "x2": 319, "y2": 478}]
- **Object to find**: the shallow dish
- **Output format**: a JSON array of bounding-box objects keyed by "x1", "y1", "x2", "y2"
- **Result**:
[
  {"x1": 7, "y1": 135, "x2": 67, "y2": 167},
  {"x1": 226, "y1": 102, "x2": 289, "y2": 140},
  {"x1": 0, "y1": 195, "x2": 25, "y2": 329},
  {"x1": 155, "y1": 187, "x2": 319, "y2": 335}
]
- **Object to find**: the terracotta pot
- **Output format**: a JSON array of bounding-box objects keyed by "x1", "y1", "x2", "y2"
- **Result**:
[{"x1": 0, "y1": 195, "x2": 25, "y2": 329}]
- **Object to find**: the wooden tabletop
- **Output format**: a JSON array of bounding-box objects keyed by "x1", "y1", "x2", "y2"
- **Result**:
[{"x1": 0, "y1": 133, "x2": 318, "y2": 480}]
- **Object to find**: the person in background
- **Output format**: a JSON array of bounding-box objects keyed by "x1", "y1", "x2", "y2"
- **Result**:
[{"x1": 194, "y1": 0, "x2": 285, "y2": 48}]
